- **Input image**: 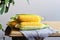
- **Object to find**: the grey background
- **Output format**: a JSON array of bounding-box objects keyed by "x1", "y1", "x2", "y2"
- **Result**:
[{"x1": 0, "y1": 0, "x2": 60, "y2": 40}]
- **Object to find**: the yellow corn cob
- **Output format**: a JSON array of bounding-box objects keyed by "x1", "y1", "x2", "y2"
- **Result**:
[
  {"x1": 16, "y1": 14, "x2": 44, "y2": 22},
  {"x1": 7, "y1": 21, "x2": 18, "y2": 27},
  {"x1": 17, "y1": 22, "x2": 46, "y2": 30},
  {"x1": 19, "y1": 22, "x2": 44, "y2": 27}
]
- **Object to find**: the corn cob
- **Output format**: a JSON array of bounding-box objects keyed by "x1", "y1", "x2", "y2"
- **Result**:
[
  {"x1": 19, "y1": 22, "x2": 44, "y2": 27},
  {"x1": 7, "y1": 20, "x2": 18, "y2": 27},
  {"x1": 17, "y1": 23, "x2": 49, "y2": 30},
  {"x1": 19, "y1": 22, "x2": 46, "y2": 30},
  {"x1": 16, "y1": 14, "x2": 44, "y2": 22}
]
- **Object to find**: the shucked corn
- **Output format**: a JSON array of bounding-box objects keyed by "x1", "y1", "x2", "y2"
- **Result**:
[
  {"x1": 16, "y1": 14, "x2": 44, "y2": 22},
  {"x1": 20, "y1": 22, "x2": 44, "y2": 27},
  {"x1": 19, "y1": 22, "x2": 46, "y2": 30},
  {"x1": 19, "y1": 24, "x2": 49, "y2": 30}
]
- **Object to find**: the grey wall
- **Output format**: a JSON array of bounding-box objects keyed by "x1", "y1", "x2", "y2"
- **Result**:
[{"x1": 0, "y1": 0, "x2": 60, "y2": 40}]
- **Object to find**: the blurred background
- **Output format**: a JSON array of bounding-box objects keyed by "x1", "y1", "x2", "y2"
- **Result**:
[{"x1": 0, "y1": 0, "x2": 60, "y2": 40}]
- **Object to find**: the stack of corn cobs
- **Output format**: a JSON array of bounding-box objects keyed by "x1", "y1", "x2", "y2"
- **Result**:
[{"x1": 0, "y1": 0, "x2": 14, "y2": 14}]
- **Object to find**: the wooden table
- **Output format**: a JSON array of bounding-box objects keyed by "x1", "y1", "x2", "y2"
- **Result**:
[{"x1": 5, "y1": 21, "x2": 60, "y2": 40}]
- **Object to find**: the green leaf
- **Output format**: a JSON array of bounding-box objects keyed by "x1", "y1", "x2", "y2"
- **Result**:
[
  {"x1": 0, "y1": 24, "x2": 2, "y2": 30},
  {"x1": 5, "y1": 3, "x2": 10, "y2": 13},
  {"x1": 0, "y1": 4, "x2": 4, "y2": 15},
  {"x1": 10, "y1": 15, "x2": 17, "y2": 20},
  {"x1": 12, "y1": 0, "x2": 15, "y2": 5},
  {"x1": 10, "y1": 0, "x2": 15, "y2": 5},
  {"x1": 0, "y1": 5, "x2": 3, "y2": 15},
  {"x1": 5, "y1": 0, "x2": 9, "y2": 5},
  {"x1": 5, "y1": 6, "x2": 9, "y2": 13},
  {"x1": 26, "y1": 0, "x2": 30, "y2": 4}
]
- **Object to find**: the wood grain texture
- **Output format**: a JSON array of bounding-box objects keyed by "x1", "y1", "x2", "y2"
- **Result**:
[{"x1": 42, "y1": 21, "x2": 60, "y2": 32}]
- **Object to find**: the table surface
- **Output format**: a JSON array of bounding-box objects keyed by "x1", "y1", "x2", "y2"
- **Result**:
[{"x1": 8, "y1": 21, "x2": 60, "y2": 37}]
